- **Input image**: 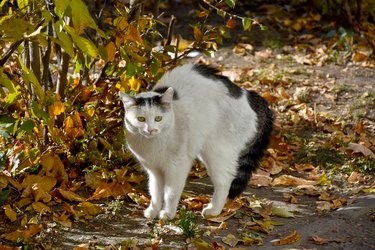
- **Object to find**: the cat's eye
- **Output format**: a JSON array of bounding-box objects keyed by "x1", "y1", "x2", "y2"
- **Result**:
[
  {"x1": 137, "y1": 116, "x2": 146, "y2": 122},
  {"x1": 154, "y1": 116, "x2": 163, "y2": 122}
]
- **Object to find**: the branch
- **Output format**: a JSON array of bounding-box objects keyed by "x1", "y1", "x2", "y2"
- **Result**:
[{"x1": 0, "y1": 18, "x2": 45, "y2": 67}]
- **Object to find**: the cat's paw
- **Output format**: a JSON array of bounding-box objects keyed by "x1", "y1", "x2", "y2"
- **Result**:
[
  {"x1": 144, "y1": 206, "x2": 159, "y2": 219},
  {"x1": 201, "y1": 204, "x2": 221, "y2": 218},
  {"x1": 159, "y1": 210, "x2": 175, "y2": 220}
]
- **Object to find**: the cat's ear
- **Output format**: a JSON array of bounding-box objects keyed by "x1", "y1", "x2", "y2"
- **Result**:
[
  {"x1": 119, "y1": 92, "x2": 135, "y2": 108},
  {"x1": 161, "y1": 87, "x2": 174, "y2": 105}
]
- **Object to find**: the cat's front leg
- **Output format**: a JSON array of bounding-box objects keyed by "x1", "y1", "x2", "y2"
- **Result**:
[
  {"x1": 159, "y1": 162, "x2": 191, "y2": 220},
  {"x1": 144, "y1": 169, "x2": 164, "y2": 219}
]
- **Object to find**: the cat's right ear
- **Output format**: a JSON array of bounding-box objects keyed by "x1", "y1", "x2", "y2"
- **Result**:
[
  {"x1": 119, "y1": 92, "x2": 135, "y2": 109},
  {"x1": 161, "y1": 87, "x2": 174, "y2": 105}
]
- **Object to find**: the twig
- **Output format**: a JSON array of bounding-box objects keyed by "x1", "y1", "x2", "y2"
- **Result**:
[
  {"x1": 0, "y1": 18, "x2": 45, "y2": 67},
  {"x1": 165, "y1": 15, "x2": 176, "y2": 46}
]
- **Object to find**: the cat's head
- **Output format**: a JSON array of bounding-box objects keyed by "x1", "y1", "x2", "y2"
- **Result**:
[{"x1": 119, "y1": 87, "x2": 174, "y2": 139}]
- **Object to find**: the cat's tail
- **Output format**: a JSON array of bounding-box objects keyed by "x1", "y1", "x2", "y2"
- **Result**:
[{"x1": 228, "y1": 91, "x2": 274, "y2": 199}]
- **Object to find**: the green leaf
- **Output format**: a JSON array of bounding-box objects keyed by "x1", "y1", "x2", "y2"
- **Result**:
[
  {"x1": 242, "y1": 17, "x2": 252, "y2": 31},
  {"x1": 19, "y1": 119, "x2": 35, "y2": 135},
  {"x1": 70, "y1": 0, "x2": 106, "y2": 37},
  {"x1": 64, "y1": 25, "x2": 99, "y2": 58},
  {"x1": 271, "y1": 207, "x2": 295, "y2": 218},
  {"x1": 54, "y1": 0, "x2": 71, "y2": 18},
  {"x1": 18, "y1": 59, "x2": 44, "y2": 101},
  {"x1": 53, "y1": 21, "x2": 74, "y2": 57},
  {"x1": 217, "y1": 9, "x2": 226, "y2": 18},
  {"x1": 226, "y1": 0, "x2": 236, "y2": 8},
  {"x1": 17, "y1": 0, "x2": 28, "y2": 12},
  {"x1": 150, "y1": 59, "x2": 160, "y2": 76},
  {"x1": 0, "y1": 68, "x2": 20, "y2": 104}
]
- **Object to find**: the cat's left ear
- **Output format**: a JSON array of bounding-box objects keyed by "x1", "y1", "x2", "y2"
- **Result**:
[
  {"x1": 161, "y1": 87, "x2": 174, "y2": 105},
  {"x1": 119, "y1": 92, "x2": 135, "y2": 109}
]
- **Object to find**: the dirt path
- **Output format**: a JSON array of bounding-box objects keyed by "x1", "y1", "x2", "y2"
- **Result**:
[{"x1": 54, "y1": 177, "x2": 375, "y2": 249}]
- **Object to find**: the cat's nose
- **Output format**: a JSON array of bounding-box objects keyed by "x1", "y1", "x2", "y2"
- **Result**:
[{"x1": 147, "y1": 128, "x2": 156, "y2": 133}]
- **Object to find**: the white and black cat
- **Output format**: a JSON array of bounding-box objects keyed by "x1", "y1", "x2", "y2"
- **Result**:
[{"x1": 120, "y1": 64, "x2": 273, "y2": 220}]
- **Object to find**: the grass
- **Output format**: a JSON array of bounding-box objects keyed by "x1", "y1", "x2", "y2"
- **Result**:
[{"x1": 177, "y1": 208, "x2": 200, "y2": 239}]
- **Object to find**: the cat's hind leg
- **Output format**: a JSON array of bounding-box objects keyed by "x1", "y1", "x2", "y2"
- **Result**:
[{"x1": 144, "y1": 169, "x2": 164, "y2": 219}]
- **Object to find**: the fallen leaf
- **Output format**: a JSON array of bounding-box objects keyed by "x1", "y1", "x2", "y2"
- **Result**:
[
  {"x1": 3, "y1": 224, "x2": 43, "y2": 242},
  {"x1": 347, "y1": 143, "x2": 375, "y2": 159},
  {"x1": 32, "y1": 202, "x2": 52, "y2": 213},
  {"x1": 271, "y1": 206, "x2": 295, "y2": 218},
  {"x1": 194, "y1": 239, "x2": 211, "y2": 250},
  {"x1": 309, "y1": 235, "x2": 347, "y2": 245},
  {"x1": 348, "y1": 171, "x2": 363, "y2": 183},
  {"x1": 272, "y1": 230, "x2": 301, "y2": 246},
  {"x1": 242, "y1": 235, "x2": 264, "y2": 246},
  {"x1": 316, "y1": 201, "x2": 333, "y2": 212},
  {"x1": 4, "y1": 204, "x2": 17, "y2": 222},
  {"x1": 77, "y1": 202, "x2": 102, "y2": 216},
  {"x1": 56, "y1": 188, "x2": 86, "y2": 202},
  {"x1": 272, "y1": 175, "x2": 316, "y2": 186},
  {"x1": 222, "y1": 234, "x2": 239, "y2": 247},
  {"x1": 206, "y1": 212, "x2": 235, "y2": 223},
  {"x1": 73, "y1": 243, "x2": 90, "y2": 250}
]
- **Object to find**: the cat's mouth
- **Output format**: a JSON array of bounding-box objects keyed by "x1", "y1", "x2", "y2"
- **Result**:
[{"x1": 141, "y1": 131, "x2": 158, "y2": 139}]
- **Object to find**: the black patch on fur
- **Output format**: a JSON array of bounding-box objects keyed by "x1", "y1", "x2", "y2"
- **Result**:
[
  {"x1": 153, "y1": 86, "x2": 179, "y2": 100},
  {"x1": 228, "y1": 90, "x2": 274, "y2": 199},
  {"x1": 134, "y1": 95, "x2": 163, "y2": 106},
  {"x1": 192, "y1": 64, "x2": 243, "y2": 98}
]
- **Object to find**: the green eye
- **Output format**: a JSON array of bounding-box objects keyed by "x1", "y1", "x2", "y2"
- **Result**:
[
  {"x1": 154, "y1": 116, "x2": 162, "y2": 122},
  {"x1": 137, "y1": 116, "x2": 146, "y2": 122}
]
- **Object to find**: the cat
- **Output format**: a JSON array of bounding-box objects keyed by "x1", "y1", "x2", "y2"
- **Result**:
[{"x1": 119, "y1": 64, "x2": 273, "y2": 220}]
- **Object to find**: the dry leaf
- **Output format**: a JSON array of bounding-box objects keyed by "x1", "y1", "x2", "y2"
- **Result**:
[
  {"x1": 271, "y1": 206, "x2": 295, "y2": 218},
  {"x1": 222, "y1": 234, "x2": 239, "y2": 247},
  {"x1": 316, "y1": 201, "x2": 333, "y2": 212},
  {"x1": 272, "y1": 230, "x2": 301, "y2": 246},
  {"x1": 87, "y1": 182, "x2": 113, "y2": 201},
  {"x1": 206, "y1": 212, "x2": 235, "y2": 223},
  {"x1": 272, "y1": 175, "x2": 316, "y2": 186},
  {"x1": 347, "y1": 143, "x2": 375, "y2": 159},
  {"x1": 309, "y1": 235, "x2": 347, "y2": 245},
  {"x1": 77, "y1": 202, "x2": 102, "y2": 216},
  {"x1": 4, "y1": 204, "x2": 17, "y2": 222},
  {"x1": 32, "y1": 202, "x2": 52, "y2": 213},
  {"x1": 57, "y1": 188, "x2": 86, "y2": 202}
]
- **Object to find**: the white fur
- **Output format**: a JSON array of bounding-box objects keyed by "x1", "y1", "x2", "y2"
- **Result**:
[{"x1": 121, "y1": 64, "x2": 258, "y2": 219}]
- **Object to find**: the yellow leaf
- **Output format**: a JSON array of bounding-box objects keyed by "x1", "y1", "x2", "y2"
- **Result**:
[
  {"x1": 49, "y1": 101, "x2": 65, "y2": 116},
  {"x1": 0, "y1": 174, "x2": 9, "y2": 190},
  {"x1": 4, "y1": 204, "x2": 17, "y2": 222},
  {"x1": 87, "y1": 182, "x2": 113, "y2": 201},
  {"x1": 105, "y1": 42, "x2": 116, "y2": 62},
  {"x1": 21, "y1": 175, "x2": 57, "y2": 191},
  {"x1": 32, "y1": 202, "x2": 52, "y2": 213},
  {"x1": 77, "y1": 202, "x2": 102, "y2": 216},
  {"x1": 57, "y1": 189, "x2": 85, "y2": 202},
  {"x1": 127, "y1": 76, "x2": 141, "y2": 92},
  {"x1": 272, "y1": 175, "x2": 316, "y2": 186},
  {"x1": 272, "y1": 230, "x2": 301, "y2": 246},
  {"x1": 84, "y1": 172, "x2": 103, "y2": 190},
  {"x1": 23, "y1": 224, "x2": 43, "y2": 239}
]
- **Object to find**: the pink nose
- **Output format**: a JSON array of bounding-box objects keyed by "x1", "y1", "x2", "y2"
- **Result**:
[{"x1": 147, "y1": 128, "x2": 155, "y2": 133}]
